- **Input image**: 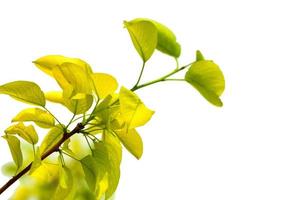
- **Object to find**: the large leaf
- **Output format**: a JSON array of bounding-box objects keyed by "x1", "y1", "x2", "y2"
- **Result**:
[
  {"x1": 81, "y1": 155, "x2": 103, "y2": 192},
  {"x1": 40, "y1": 126, "x2": 64, "y2": 154},
  {"x1": 114, "y1": 128, "x2": 143, "y2": 159},
  {"x1": 5, "y1": 122, "x2": 38, "y2": 144},
  {"x1": 119, "y1": 87, "x2": 154, "y2": 129},
  {"x1": 2, "y1": 135, "x2": 23, "y2": 172},
  {"x1": 0, "y1": 81, "x2": 45, "y2": 106},
  {"x1": 124, "y1": 20, "x2": 157, "y2": 62},
  {"x1": 33, "y1": 55, "x2": 93, "y2": 77},
  {"x1": 185, "y1": 60, "x2": 225, "y2": 107},
  {"x1": 130, "y1": 18, "x2": 181, "y2": 58},
  {"x1": 52, "y1": 63, "x2": 93, "y2": 98},
  {"x1": 12, "y1": 108, "x2": 55, "y2": 128},
  {"x1": 45, "y1": 91, "x2": 93, "y2": 114},
  {"x1": 92, "y1": 73, "x2": 118, "y2": 99}
]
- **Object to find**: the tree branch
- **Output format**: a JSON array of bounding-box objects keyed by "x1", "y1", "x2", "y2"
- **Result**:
[{"x1": 0, "y1": 123, "x2": 85, "y2": 195}]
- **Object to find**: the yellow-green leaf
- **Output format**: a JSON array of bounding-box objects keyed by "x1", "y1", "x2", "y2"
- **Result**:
[
  {"x1": 40, "y1": 126, "x2": 64, "y2": 154},
  {"x1": 92, "y1": 73, "x2": 118, "y2": 99},
  {"x1": 130, "y1": 18, "x2": 181, "y2": 58},
  {"x1": 12, "y1": 108, "x2": 55, "y2": 128},
  {"x1": 185, "y1": 60, "x2": 225, "y2": 107},
  {"x1": 33, "y1": 55, "x2": 93, "y2": 77},
  {"x1": 5, "y1": 122, "x2": 38, "y2": 144},
  {"x1": 29, "y1": 147, "x2": 42, "y2": 175},
  {"x1": 81, "y1": 155, "x2": 102, "y2": 192},
  {"x1": 0, "y1": 81, "x2": 45, "y2": 106},
  {"x1": 45, "y1": 91, "x2": 93, "y2": 114},
  {"x1": 119, "y1": 87, "x2": 154, "y2": 129},
  {"x1": 114, "y1": 128, "x2": 143, "y2": 159},
  {"x1": 52, "y1": 63, "x2": 93, "y2": 98},
  {"x1": 196, "y1": 50, "x2": 205, "y2": 61},
  {"x1": 124, "y1": 20, "x2": 157, "y2": 62},
  {"x1": 2, "y1": 135, "x2": 23, "y2": 172},
  {"x1": 53, "y1": 164, "x2": 73, "y2": 200}
]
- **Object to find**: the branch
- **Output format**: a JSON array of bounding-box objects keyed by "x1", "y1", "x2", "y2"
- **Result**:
[{"x1": 0, "y1": 123, "x2": 85, "y2": 195}]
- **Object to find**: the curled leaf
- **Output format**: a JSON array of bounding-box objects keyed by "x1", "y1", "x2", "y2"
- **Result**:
[{"x1": 5, "y1": 122, "x2": 39, "y2": 144}]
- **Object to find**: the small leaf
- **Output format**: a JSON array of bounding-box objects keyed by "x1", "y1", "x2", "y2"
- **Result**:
[
  {"x1": 119, "y1": 87, "x2": 154, "y2": 129},
  {"x1": 185, "y1": 60, "x2": 225, "y2": 107},
  {"x1": 12, "y1": 108, "x2": 55, "y2": 128},
  {"x1": 0, "y1": 81, "x2": 45, "y2": 106},
  {"x1": 2, "y1": 135, "x2": 23, "y2": 172},
  {"x1": 40, "y1": 126, "x2": 64, "y2": 154},
  {"x1": 33, "y1": 55, "x2": 93, "y2": 77},
  {"x1": 124, "y1": 20, "x2": 158, "y2": 62},
  {"x1": 92, "y1": 73, "x2": 118, "y2": 99},
  {"x1": 5, "y1": 122, "x2": 38, "y2": 144},
  {"x1": 114, "y1": 128, "x2": 143, "y2": 159},
  {"x1": 45, "y1": 91, "x2": 93, "y2": 114},
  {"x1": 196, "y1": 50, "x2": 205, "y2": 61},
  {"x1": 1, "y1": 162, "x2": 17, "y2": 177},
  {"x1": 29, "y1": 147, "x2": 42, "y2": 175},
  {"x1": 129, "y1": 18, "x2": 181, "y2": 58}
]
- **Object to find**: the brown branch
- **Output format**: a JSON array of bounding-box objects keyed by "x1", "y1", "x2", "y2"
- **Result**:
[{"x1": 0, "y1": 123, "x2": 85, "y2": 195}]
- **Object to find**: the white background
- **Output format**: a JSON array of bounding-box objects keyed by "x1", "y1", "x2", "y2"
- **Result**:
[{"x1": 0, "y1": 0, "x2": 300, "y2": 199}]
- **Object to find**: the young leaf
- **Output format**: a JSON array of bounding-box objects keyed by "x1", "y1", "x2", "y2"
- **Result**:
[
  {"x1": 5, "y1": 122, "x2": 39, "y2": 144},
  {"x1": 29, "y1": 147, "x2": 42, "y2": 175},
  {"x1": 124, "y1": 20, "x2": 158, "y2": 62},
  {"x1": 92, "y1": 73, "x2": 118, "y2": 99},
  {"x1": 2, "y1": 135, "x2": 23, "y2": 172},
  {"x1": 114, "y1": 128, "x2": 143, "y2": 159},
  {"x1": 119, "y1": 87, "x2": 154, "y2": 129},
  {"x1": 40, "y1": 126, "x2": 64, "y2": 154},
  {"x1": 12, "y1": 108, "x2": 55, "y2": 128},
  {"x1": 196, "y1": 50, "x2": 205, "y2": 61},
  {"x1": 45, "y1": 91, "x2": 93, "y2": 114},
  {"x1": 185, "y1": 60, "x2": 225, "y2": 107},
  {"x1": 129, "y1": 18, "x2": 181, "y2": 58},
  {"x1": 33, "y1": 55, "x2": 93, "y2": 77},
  {"x1": 0, "y1": 81, "x2": 45, "y2": 106}
]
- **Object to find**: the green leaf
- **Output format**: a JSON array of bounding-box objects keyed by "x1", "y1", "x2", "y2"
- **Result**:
[
  {"x1": 5, "y1": 122, "x2": 39, "y2": 144},
  {"x1": 80, "y1": 155, "x2": 101, "y2": 192},
  {"x1": 196, "y1": 50, "x2": 205, "y2": 61},
  {"x1": 114, "y1": 128, "x2": 143, "y2": 159},
  {"x1": 53, "y1": 164, "x2": 73, "y2": 200},
  {"x1": 33, "y1": 55, "x2": 93, "y2": 77},
  {"x1": 124, "y1": 20, "x2": 157, "y2": 62},
  {"x1": 185, "y1": 60, "x2": 225, "y2": 107},
  {"x1": 129, "y1": 18, "x2": 181, "y2": 58},
  {"x1": 45, "y1": 91, "x2": 93, "y2": 114},
  {"x1": 2, "y1": 135, "x2": 23, "y2": 172},
  {"x1": 0, "y1": 81, "x2": 45, "y2": 106},
  {"x1": 29, "y1": 147, "x2": 42, "y2": 175},
  {"x1": 12, "y1": 108, "x2": 55, "y2": 128},
  {"x1": 119, "y1": 87, "x2": 154, "y2": 129},
  {"x1": 92, "y1": 73, "x2": 118, "y2": 99},
  {"x1": 1, "y1": 162, "x2": 17, "y2": 177},
  {"x1": 40, "y1": 126, "x2": 64, "y2": 154}
]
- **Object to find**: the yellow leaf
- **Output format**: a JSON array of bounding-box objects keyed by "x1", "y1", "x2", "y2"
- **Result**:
[
  {"x1": 5, "y1": 122, "x2": 38, "y2": 144},
  {"x1": 12, "y1": 108, "x2": 55, "y2": 128},
  {"x1": 0, "y1": 81, "x2": 45, "y2": 106},
  {"x1": 40, "y1": 126, "x2": 64, "y2": 154},
  {"x1": 29, "y1": 147, "x2": 42, "y2": 175},
  {"x1": 92, "y1": 73, "x2": 118, "y2": 99},
  {"x1": 114, "y1": 128, "x2": 143, "y2": 159},
  {"x1": 119, "y1": 87, "x2": 154, "y2": 129},
  {"x1": 33, "y1": 55, "x2": 93, "y2": 77},
  {"x1": 2, "y1": 135, "x2": 23, "y2": 172}
]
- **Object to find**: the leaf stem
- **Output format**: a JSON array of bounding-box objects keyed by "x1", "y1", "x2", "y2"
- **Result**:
[
  {"x1": 43, "y1": 106, "x2": 64, "y2": 128},
  {"x1": 61, "y1": 150, "x2": 80, "y2": 162},
  {"x1": 132, "y1": 61, "x2": 195, "y2": 91},
  {"x1": 132, "y1": 61, "x2": 146, "y2": 90}
]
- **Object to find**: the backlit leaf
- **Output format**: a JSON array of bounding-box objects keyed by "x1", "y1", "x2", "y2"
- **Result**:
[
  {"x1": 92, "y1": 73, "x2": 118, "y2": 99},
  {"x1": 5, "y1": 122, "x2": 38, "y2": 144},
  {"x1": 124, "y1": 20, "x2": 157, "y2": 62},
  {"x1": 0, "y1": 81, "x2": 45, "y2": 106},
  {"x1": 40, "y1": 126, "x2": 64, "y2": 154},
  {"x1": 185, "y1": 60, "x2": 225, "y2": 107},
  {"x1": 29, "y1": 147, "x2": 42, "y2": 175},
  {"x1": 12, "y1": 108, "x2": 55, "y2": 128},
  {"x1": 53, "y1": 165, "x2": 73, "y2": 200},
  {"x1": 130, "y1": 18, "x2": 181, "y2": 57},
  {"x1": 33, "y1": 55, "x2": 93, "y2": 77},
  {"x1": 114, "y1": 128, "x2": 143, "y2": 159},
  {"x1": 81, "y1": 155, "x2": 101, "y2": 192},
  {"x1": 2, "y1": 135, "x2": 23, "y2": 172},
  {"x1": 119, "y1": 87, "x2": 154, "y2": 129}
]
